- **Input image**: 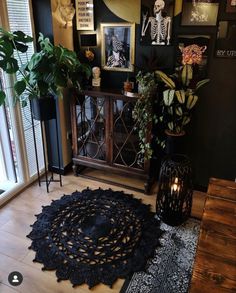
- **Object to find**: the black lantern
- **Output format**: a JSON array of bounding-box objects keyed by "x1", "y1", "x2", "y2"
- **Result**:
[{"x1": 156, "y1": 154, "x2": 193, "y2": 226}]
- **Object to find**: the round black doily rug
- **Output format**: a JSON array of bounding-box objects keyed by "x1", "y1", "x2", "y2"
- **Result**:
[{"x1": 27, "y1": 188, "x2": 162, "y2": 288}]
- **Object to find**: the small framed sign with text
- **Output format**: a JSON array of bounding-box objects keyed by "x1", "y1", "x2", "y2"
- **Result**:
[
  {"x1": 215, "y1": 21, "x2": 236, "y2": 58},
  {"x1": 76, "y1": 0, "x2": 94, "y2": 30}
]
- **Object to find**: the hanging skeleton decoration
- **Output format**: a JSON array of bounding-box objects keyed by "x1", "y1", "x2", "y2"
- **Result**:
[{"x1": 141, "y1": 0, "x2": 172, "y2": 45}]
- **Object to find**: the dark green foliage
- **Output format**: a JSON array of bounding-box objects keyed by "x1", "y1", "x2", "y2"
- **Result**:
[{"x1": 0, "y1": 28, "x2": 91, "y2": 106}]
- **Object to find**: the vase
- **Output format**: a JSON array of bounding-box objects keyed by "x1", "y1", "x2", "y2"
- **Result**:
[
  {"x1": 31, "y1": 95, "x2": 56, "y2": 121},
  {"x1": 165, "y1": 130, "x2": 186, "y2": 155}
]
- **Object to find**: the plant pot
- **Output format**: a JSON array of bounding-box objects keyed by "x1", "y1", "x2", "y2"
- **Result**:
[
  {"x1": 31, "y1": 95, "x2": 56, "y2": 121},
  {"x1": 165, "y1": 130, "x2": 186, "y2": 155}
]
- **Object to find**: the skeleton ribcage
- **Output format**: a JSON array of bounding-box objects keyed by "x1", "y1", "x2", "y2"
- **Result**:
[{"x1": 150, "y1": 18, "x2": 167, "y2": 41}]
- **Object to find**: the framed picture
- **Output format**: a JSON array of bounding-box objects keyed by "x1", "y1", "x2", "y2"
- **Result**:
[
  {"x1": 177, "y1": 35, "x2": 210, "y2": 78},
  {"x1": 140, "y1": 0, "x2": 175, "y2": 46},
  {"x1": 76, "y1": 0, "x2": 94, "y2": 30},
  {"x1": 181, "y1": 0, "x2": 219, "y2": 26},
  {"x1": 101, "y1": 23, "x2": 135, "y2": 72},
  {"x1": 226, "y1": 0, "x2": 236, "y2": 13},
  {"x1": 215, "y1": 21, "x2": 236, "y2": 58}
]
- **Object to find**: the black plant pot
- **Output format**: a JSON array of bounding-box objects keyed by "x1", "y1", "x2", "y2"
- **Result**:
[
  {"x1": 31, "y1": 95, "x2": 56, "y2": 121},
  {"x1": 165, "y1": 130, "x2": 186, "y2": 155}
]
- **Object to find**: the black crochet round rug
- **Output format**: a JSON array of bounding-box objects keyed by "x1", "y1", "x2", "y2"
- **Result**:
[{"x1": 27, "y1": 188, "x2": 162, "y2": 288}]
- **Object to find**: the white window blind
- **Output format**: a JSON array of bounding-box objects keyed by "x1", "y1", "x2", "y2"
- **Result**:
[{"x1": 6, "y1": 0, "x2": 44, "y2": 177}]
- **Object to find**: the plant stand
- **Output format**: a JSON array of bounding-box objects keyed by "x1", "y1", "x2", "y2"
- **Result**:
[{"x1": 30, "y1": 99, "x2": 62, "y2": 193}]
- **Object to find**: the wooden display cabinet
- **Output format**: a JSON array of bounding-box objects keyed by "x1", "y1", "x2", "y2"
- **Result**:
[{"x1": 70, "y1": 88, "x2": 154, "y2": 194}]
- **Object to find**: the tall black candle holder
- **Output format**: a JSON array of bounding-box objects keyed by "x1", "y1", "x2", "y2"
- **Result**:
[{"x1": 156, "y1": 154, "x2": 193, "y2": 226}]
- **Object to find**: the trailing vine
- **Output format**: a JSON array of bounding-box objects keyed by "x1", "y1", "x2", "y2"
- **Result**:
[{"x1": 133, "y1": 71, "x2": 157, "y2": 164}]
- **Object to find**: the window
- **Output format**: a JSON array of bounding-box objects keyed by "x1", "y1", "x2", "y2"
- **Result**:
[
  {"x1": 0, "y1": 0, "x2": 44, "y2": 204},
  {"x1": 6, "y1": 0, "x2": 44, "y2": 177}
]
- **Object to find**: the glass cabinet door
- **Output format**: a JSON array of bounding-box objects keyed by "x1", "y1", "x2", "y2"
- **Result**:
[
  {"x1": 112, "y1": 99, "x2": 143, "y2": 170},
  {"x1": 76, "y1": 95, "x2": 106, "y2": 161}
]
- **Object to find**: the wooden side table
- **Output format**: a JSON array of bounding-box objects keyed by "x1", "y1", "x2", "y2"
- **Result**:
[{"x1": 190, "y1": 178, "x2": 236, "y2": 292}]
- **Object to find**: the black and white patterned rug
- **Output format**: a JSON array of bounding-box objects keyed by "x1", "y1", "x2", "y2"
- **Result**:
[{"x1": 120, "y1": 219, "x2": 200, "y2": 293}]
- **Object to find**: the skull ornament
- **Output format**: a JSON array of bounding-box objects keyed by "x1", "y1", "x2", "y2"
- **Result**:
[{"x1": 153, "y1": 0, "x2": 165, "y2": 15}]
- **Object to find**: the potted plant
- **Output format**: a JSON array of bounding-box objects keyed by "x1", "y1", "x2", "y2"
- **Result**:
[
  {"x1": 155, "y1": 44, "x2": 210, "y2": 153},
  {"x1": 0, "y1": 28, "x2": 91, "y2": 120},
  {"x1": 133, "y1": 71, "x2": 158, "y2": 164}
]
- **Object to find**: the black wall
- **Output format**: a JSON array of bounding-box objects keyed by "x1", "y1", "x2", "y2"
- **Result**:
[{"x1": 32, "y1": 0, "x2": 236, "y2": 188}]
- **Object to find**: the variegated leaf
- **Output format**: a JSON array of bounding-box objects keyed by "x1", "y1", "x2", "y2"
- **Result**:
[
  {"x1": 182, "y1": 64, "x2": 193, "y2": 86},
  {"x1": 168, "y1": 107, "x2": 173, "y2": 115},
  {"x1": 196, "y1": 79, "x2": 210, "y2": 91},
  {"x1": 176, "y1": 107, "x2": 183, "y2": 116},
  {"x1": 187, "y1": 95, "x2": 198, "y2": 109},
  {"x1": 156, "y1": 70, "x2": 175, "y2": 89},
  {"x1": 175, "y1": 90, "x2": 185, "y2": 104},
  {"x1": 168, "y1": 122, "x2": 174, "y2": 130},
  {"x1": 163, "y1": 89, "x2": 175, "y2": 106},
  {"x1": 183, "y1": 116, "x2": 190, "y2": 125}
]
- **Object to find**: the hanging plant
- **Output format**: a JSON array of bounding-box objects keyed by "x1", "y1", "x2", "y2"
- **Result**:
[{"x1": 133, "y1": 71, "x2": 157, "y2": 164}]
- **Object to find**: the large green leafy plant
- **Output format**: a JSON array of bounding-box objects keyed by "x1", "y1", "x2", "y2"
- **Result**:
[
  {"x1": 156, "y1": 44, "x2": 209, "y2": 135},
  {"x1": 0, "y1": 28, "x2": 91, "y2": 106}
]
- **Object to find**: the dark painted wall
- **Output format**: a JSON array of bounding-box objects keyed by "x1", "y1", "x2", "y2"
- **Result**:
[
  {"x1": 76, "y1": 0, "x2": 236, "y2": 188},
  {"x1": 31, "y1": 0, "x2": 236, "y2": 187}
]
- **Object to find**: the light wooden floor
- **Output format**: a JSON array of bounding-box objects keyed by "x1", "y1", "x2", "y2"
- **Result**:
[{"x1": 0, "y1": 171, "x2": 206, "y2": 293}]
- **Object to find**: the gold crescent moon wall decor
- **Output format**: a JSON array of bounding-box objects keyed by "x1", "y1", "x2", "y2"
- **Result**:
[{"x1": 103, "y1": 0, "x2": 141, "y2": 24}]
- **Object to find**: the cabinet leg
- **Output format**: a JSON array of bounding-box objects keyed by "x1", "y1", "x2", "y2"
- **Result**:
[
  {"x1": 144, "y1": 176, "x2": 156, "y2": 195},
  {"x1": 72, "y1": 164, "x2": 79, "y2": 176},
  {"x1": 72, "y1": 164, "x2": 86, "y2": 176}
]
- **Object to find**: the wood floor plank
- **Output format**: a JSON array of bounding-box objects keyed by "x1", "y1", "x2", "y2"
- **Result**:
[
  {"x1": 0, "y1": 283, "x2": 19, "y2": 293},
  {"x1": 0, "y1": 253, "x2": 88, "y2": 293}
]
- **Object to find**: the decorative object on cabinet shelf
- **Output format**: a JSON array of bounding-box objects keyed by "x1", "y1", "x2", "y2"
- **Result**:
[
  {"x1": 156, "y1": 154, "x2": 193, "y2": 226},
  {"x1": 156, "y1": 43, "x2": 210, "y2": 137},
  {"x1": 140, "y1": 0, "x2": 174, "y2": 46},
  {"x1": 133, "y1": 71, "x2": 158, "y2": 164},
  {"x1": 92, "y1": 67, "x2": 101, "y2": 87},
  {"x1": 101, "y1": 23, "x2": 135, "y2": 72},
  {"x1": 181, "y1": 0, "x2": 219, "y2": 26}
]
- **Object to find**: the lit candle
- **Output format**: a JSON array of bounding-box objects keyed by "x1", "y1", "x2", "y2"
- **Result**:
[{"x1": 171, "y1": 177, "x2": 179, "y2": 195}]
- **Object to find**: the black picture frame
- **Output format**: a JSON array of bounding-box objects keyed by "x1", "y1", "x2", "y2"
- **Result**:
[
  {"x1": 177, "y1": 35, "x2": 210, "y2": 79},
  {"x1": 181, "y1": 0, "x2": 219, "y2": 26},
  {"x1": 215, "y1": 21, "x2": 236, "y2": 58},
  {"x1": 140, "y1": 0, "x2": 175, "y2": 46}
]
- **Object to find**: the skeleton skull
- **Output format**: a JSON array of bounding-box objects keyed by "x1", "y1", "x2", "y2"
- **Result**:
[{"x1": 153, "y1": 0, "x2": 165, "y2": 15}]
